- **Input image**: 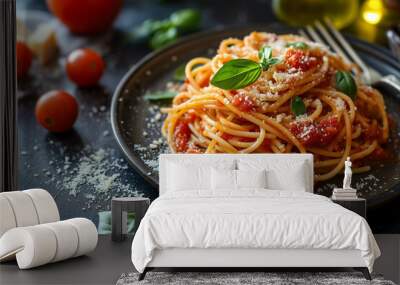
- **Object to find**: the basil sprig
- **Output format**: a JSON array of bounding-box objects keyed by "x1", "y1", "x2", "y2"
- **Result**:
[
  {"x1": 291, "y1": 96, "x2": 306, "y2": 116},
  {"x1": 286, "y1": 42, "x2": 309, "y2": 50},
  {"x1": 210, "y1": 59, "x2": 262, "y2": 90},
  {"x1": 144, "y1": 90, "x2": 177, "y2": 101},
  {"x1": 259, "y1": 46, "x2": 272, "y2": 62},
  {"x1": 259, "y1": 46, "x2": 282, "y2": 71},
  {"x1": 130, "y1": 9, "x2": 201, "y2": 50},
  {"x1": 211, "y1": 45, "x2": 281, "y2": 90},
  {"x1": 335, "y1": 71, "x2": 357, "y2": 100}
]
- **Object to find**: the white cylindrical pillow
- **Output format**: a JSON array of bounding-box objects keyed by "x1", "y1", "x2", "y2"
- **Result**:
[
  {"x1": 23, "y1": 189, "x2": 60, "y2": 224},
  {"x1": 66, "y1": 218, "x2": 98, "y2": 257},
  {"x1": 0, "y1": 226, "x2": 57, "y2": 269},
  {"x1": 43, "y1": 221, "x2": 79, "y2": 262},
  {"x1": 0, "y1": 196, "x2": 17, "y2": 237},
  {"x1": 0, "y1": 218, "x2": 98, "y2": 269},
  {"x1": 1, "y1": 192, "x2": 39, "y2": 227}
]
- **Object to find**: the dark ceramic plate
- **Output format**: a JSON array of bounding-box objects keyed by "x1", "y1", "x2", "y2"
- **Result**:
[{"x1": 111, "y1": 24, "x2": 400, "y2": 208}]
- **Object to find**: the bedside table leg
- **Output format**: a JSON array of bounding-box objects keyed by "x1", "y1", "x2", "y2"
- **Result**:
[
  {"x1": 354, "y1": 267, "x2": 371, "y2": 280},
  {"x1": 138, "y1": 268, "x2": 148, "y2": 281}
]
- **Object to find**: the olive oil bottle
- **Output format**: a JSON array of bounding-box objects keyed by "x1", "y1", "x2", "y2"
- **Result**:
[{"x1": 273, "y1": 0, "x2": 359, "y2": 29}]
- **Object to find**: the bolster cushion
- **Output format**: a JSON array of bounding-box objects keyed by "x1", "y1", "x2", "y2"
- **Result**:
[
  {"x1": 0, "y1": 218, "x2": 98, "y2": 269},
  {"x1": 0, "y1": 189, "x2": 60, "y2": 237}
]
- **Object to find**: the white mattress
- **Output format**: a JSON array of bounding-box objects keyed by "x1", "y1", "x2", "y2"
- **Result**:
[{"x1": 131, "y1": 190, "x2": 380, "y2": 273}]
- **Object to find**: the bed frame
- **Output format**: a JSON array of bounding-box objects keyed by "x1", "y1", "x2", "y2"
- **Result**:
[
  {"x1": 138, "y1": 154, "x2": 372, "y2": 281},
  {"x1": 139, "y1": 248, "x2": 371, "y2": 280}
]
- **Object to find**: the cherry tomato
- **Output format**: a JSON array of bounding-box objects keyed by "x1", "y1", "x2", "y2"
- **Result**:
[
  {"x1": 35, "y1": 90, "x2": 79, "y2": 132},
  {"x1": 16, "y1": 41, "x2": 33, "y2": 78},
  {"x1": 66, "y1": 48, "x2": 105, "y2": 87},
  {"x1": 46, "y1": 0, "x2": 123, "y2": 34}
]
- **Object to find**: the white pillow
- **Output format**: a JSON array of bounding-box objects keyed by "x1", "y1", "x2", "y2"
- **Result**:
[
  {"x1": 166, "y1": 159, "x2": 236, "y2": 192},
  {"x1": 211, "y1": 168, "x2": 236, "y2": 190},
  {"x1": 211, "y1": 169, "x2": 267, "y2": 190},
  {"x1": 267, "y1": 164, "x2": 308, "y2": 192},
  {"x1": 236, "y1": 169, "x2": 267, "y2": 189},
  {"x1": 167, "y1": 162, "x2": 210, "y2": 191},
  {"x1": 237, "y1": 159, "x2": 309, "y2": 191}
]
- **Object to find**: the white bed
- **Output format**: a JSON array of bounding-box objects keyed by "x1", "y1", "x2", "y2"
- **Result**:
[{"x1": 131, "y1": 154, "x2": 380, "y2": 280}]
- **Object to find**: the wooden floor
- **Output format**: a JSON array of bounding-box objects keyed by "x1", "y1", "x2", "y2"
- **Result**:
[{"x1": 1, "y1": 234, "x2": 398, "y2": 284}]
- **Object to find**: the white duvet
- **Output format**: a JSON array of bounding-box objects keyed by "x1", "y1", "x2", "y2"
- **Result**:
[{"x1": 131, "y1": 190, "x2": 380, "y2": 273}]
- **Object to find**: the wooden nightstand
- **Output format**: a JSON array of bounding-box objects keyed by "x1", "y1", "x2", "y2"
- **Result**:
[{"x1": 331, "y1": 198, "x2": 366, "y2": 219}]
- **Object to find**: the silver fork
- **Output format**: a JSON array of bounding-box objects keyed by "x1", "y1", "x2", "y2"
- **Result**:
[{"x1": 299, "y1": 19, "x2": 400, "y2": 93}]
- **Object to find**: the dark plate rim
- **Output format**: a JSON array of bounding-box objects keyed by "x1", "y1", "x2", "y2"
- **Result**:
[{"x1": 110, "y1": 23, "x2": 400, "y2": 191}]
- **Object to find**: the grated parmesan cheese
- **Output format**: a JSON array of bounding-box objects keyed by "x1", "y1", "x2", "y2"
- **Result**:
[
  {"x1": 276, "y1": 113, "x2": 285, "y2": 123},
  {"x1": 335, "y1": 97, "x2": 345, "y2": 110},
  {"x1": 295, "y1": 114, "x2": 309, "y2": 122}
]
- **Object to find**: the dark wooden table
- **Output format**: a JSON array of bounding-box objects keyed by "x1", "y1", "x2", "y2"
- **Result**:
[
  {"x1": 0, "y1": 235, "x2": 133, "y2": 285},
  {"x1": 16, "y1": 0, "x2": 399, "y2": 233}
]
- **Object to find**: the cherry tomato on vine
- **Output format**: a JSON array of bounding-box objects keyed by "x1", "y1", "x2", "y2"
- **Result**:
[
  {"x1": 35, "y1": 90, "x2": 79, "y2": 132},
  {"x1": 66, "y1": 48, "x2": 105, "y2": 87}
]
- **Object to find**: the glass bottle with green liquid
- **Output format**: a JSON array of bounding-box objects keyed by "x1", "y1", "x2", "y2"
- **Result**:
[{"x1": 272, "y1": 0, "x2": 359, "y2": 29}]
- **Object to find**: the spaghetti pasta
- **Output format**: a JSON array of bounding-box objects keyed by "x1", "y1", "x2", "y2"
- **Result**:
[{"x1": 161, "y1": 32, "x2": 390, "y2": 182}]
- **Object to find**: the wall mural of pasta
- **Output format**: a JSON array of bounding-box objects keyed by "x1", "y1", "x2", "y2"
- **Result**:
[{"x1": 3, "y1": 0, "x2": 400, "y2": 235}]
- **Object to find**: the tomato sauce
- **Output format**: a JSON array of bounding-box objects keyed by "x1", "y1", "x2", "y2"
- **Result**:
[
  {"x1": 182, "y1": 112, "x2": 197, "y2": 124},
  {"x1": 174, "y1": 121, "x2": 191, "y2": 152},
  {"x1": 232, "y1": 94, "x2": 255, "y2": 112},
  {"x1": 221, "y1": 133, "x2": 234, "y2": 141},
  {"x1": 289, "y1": 116, "x2": 340, "y2": 147},
  {"x1": 285, "y1": 49, "x2": 321, "y2": 72}
]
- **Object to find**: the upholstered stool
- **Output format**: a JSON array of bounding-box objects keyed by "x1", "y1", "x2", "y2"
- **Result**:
[{"x1": 111, "y1": 197, "x2": 150, "y2": 242}]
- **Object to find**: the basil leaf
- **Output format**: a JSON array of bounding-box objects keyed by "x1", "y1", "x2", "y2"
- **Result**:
[
  {"x1": 150, "y1": 27, "x2": 178, "y2": 50},
  {"x1": 291, "y1": 96, "x2": 306, "y2": 116},
  {"x1": 259, "y1": 45, "x2": 272, "y2": 62},
  {"x1": 144, "y1": 90, "x2": 177, "y2": 101},
  {"x1": 170, "y1": 9, "x2": 201, "y2": 32},
  {"x1": 210, "y1": 59, "x2": 262, "y2": 90},
  {"x1": 130, "y1": 19, "x2": 172, "y2": 42},
  {"x1": 173, "y1": 64, "x2": 186, "y2": 81},
  {"x1": 286, "y1": 42, "x2": 309, "y2": 49},
  {"x1": 335, "y1": 71, "x2": 357, "y2": 100},
  {"x1": 261, "y1": 57, "x2": 281, "y2": 71}
]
